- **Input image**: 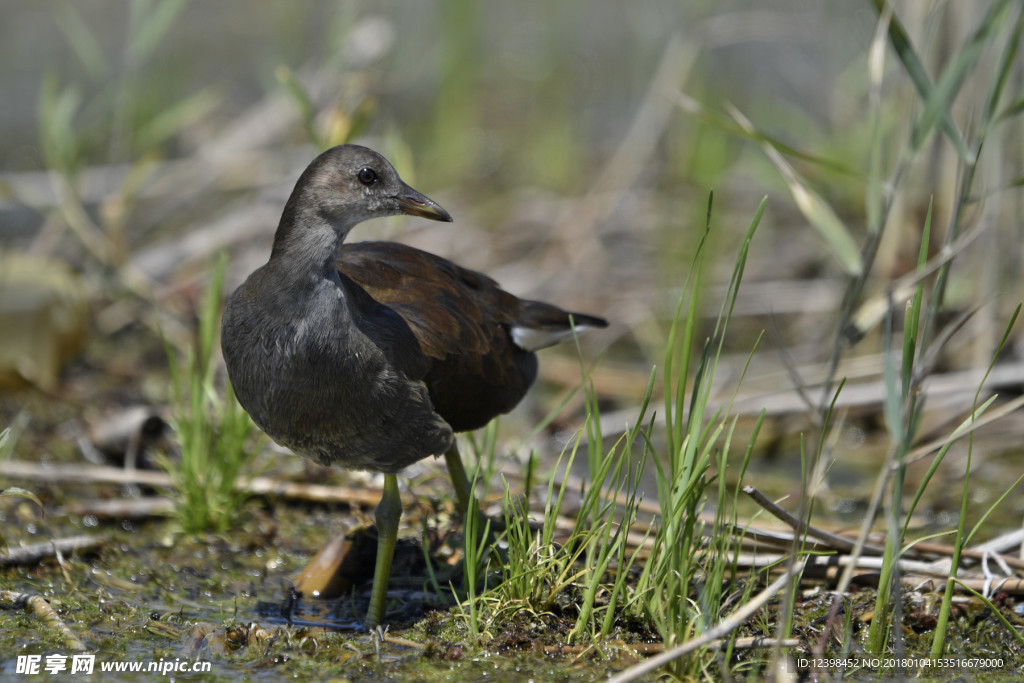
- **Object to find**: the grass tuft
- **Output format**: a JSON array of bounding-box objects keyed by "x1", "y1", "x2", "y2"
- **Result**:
[{"x1": 162, "y1": 254, "x2": 254, "y2": 534}]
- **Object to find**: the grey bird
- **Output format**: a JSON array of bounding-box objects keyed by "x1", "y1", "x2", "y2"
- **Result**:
[{"x1": 221, "y1": 144, "x2": 607, "y2": 627}]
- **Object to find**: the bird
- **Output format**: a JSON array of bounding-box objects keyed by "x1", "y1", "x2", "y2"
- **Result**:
[{"x1": 221, "y1": 144, "x2": 607, "y2": 627}]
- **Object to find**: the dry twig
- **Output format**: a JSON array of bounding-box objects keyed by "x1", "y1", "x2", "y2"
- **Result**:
[
  {"x1": 0, "y1": 590, "x2": 86, "y2": 651},
  {"x1": 0, "y1": 535, "x2": 106, "y2": 566}
]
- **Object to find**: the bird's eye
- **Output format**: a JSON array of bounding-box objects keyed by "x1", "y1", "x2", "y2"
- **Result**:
[{"x1": 357, "y1": 168, "x2": 378, "y2": 185}]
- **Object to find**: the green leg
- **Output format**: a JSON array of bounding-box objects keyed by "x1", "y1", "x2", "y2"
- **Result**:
[
  {"x1": 366, "y1": 473, "x2": 401, "y2": 628},
  {"x1": 444, "y1": 441, "x2": 494, "y2": 542},
  {"x1": 443, "y1": 442, "x2": 474, "y2": 516}
]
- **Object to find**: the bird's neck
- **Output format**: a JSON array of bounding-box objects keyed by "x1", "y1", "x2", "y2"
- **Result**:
[{"x1": 268, "y1": 191, "x2": 354, "y2": 284}]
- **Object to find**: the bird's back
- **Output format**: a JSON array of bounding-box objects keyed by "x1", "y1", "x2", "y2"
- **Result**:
[{"x1": 338, "y1": 241, "x2": 605, "y2": 432}]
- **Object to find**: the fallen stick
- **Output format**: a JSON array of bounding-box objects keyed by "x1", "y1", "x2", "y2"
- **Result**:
[
  {"x1": 0, "y1": 535, "x2": 106, "y2": 566},
  {"x1": 743, "y1": 485, "x2": 887, "y2": 556},
  {"x1": 0, "y1": 459, "x2": 404, "y2": 508},
  {"x1": 0, "y1": 590, "x2": 86, "y2": 651}
]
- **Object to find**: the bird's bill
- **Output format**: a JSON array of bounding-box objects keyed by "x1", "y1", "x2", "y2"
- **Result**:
[{"x1": 396, "y1": 184, "x2": 453, "y2": 223}]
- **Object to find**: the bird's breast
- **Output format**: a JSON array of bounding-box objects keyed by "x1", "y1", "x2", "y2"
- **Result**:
[{"x1": 221, "y1": 280, "x2": 452, "y2": 473}]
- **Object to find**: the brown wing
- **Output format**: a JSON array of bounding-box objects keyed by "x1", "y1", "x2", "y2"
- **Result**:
[{"x1": 337, "y1": 241, "x2": 539, "y2": 432}]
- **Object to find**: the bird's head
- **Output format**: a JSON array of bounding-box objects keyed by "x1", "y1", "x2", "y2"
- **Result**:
[{"x1": 298, "y1": 144, "x2": 453, "y2": 230}]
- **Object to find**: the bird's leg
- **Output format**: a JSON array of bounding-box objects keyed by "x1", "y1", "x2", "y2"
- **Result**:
[
  {"x1": 366, "y1": 473, "x2": 401, "y2": 628},
  {"x1": 443, "y1": 442, "x2": 500, "y2": 557},
  {"x1": 443, "y1": 442, "x2": 475, "y2": 517}
]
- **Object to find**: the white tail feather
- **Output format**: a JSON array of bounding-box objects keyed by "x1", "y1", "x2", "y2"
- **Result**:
[{"x1": 510, "y1": 324, "x2": 599, "y2": 352}]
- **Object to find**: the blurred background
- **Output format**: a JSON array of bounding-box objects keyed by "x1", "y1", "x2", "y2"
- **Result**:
[{"x1": 1, "y1": 0, "x2": 1022, "y2": 525}]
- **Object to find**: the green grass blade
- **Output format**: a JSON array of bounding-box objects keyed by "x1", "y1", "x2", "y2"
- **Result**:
[
  {"x1": 128, "y1": 0, "x2": 189, "y2": 67},
  {"x1": 728, "y1": 104, "x2": 862, "y2": 274},
  {"x1": 670, "y1": 91, "x2": 859, "y2": 177},
  {"x1": 910, "y1": 0, "x2": 1014, "y2": 152},
  {"x1": 134, "y1": 88, "x2": 220, "y2": 152},
  {"x1": 997, "y1": 94, "x2": 1024, "y2": 122},
  {"x1": 277, "y1": 66, "x2": 323, "y2": 150},
  {"x1": 901, "y1": 395, "x2": 997, "y2": 537},
  {"x1": 981, "y1": 4, "x2": 1024, "y2": 130},
  {"x1": 53, "y1": 3, "x2": 106, "y2": 80},
  {"x1": 865, "y1": 4, "x2": 891, "y2": 234},
  {"x1": 965, "y1": 471, "x2": 1024, "y2": 547},
  {"x1": 952, "y1": 580, "x2": 1024, "y2": 647},
  {"x1": 870, "y1": 0, "x2": 970, "y2": 159},
  {"x1": 664, "y1": 195, "x2": 712, "y2": 457}
]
